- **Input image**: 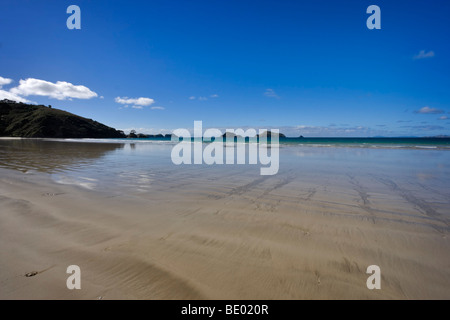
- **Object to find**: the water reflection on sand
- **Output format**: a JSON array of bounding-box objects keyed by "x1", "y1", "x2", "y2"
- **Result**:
[
  {"x1": 0, "y1": 139, "x2": 125, "y2": 173},
  {"x1": 1, "y1": 138, "x2": 449, "y2": 202}
]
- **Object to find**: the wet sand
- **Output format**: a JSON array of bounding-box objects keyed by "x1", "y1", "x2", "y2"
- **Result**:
[{"x1": 0, "y1": 140, "x2": 449, "y2": 299}]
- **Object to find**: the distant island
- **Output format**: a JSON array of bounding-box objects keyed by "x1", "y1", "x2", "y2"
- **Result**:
[
  {"x1": 221, "y1": 131, "x2": 287, "y2": 141},
  {"x1": 0, "y1": 100, "x2": 125, "y2": 138},
  {"x1": 126, "y1": 130, "x2": 173, "y2": 139}
]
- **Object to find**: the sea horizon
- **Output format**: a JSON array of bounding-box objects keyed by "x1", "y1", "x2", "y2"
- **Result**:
[{"x1": 3, "y1": 136, "x2": 448, "y2": 149}]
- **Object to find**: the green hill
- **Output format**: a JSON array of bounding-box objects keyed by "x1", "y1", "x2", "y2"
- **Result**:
[{"x1": 0, "y1": 100, "x2": 125, "y2": 138}]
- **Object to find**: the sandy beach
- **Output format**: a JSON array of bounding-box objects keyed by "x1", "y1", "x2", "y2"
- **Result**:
[{"x1": 0, "y1": 140, "x2": 449, "y2": 299}]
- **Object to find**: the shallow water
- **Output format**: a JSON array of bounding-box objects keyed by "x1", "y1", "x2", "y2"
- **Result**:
[{"x1": 0, "y1": 139, "x2": 449, "y2": 203}]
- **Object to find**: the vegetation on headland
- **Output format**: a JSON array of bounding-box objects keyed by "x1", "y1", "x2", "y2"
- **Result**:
[{"x1": 0, "y1": 100, "x2": 126, "y2": 138}]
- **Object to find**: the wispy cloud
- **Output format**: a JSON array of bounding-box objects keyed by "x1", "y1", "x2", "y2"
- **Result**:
[
  {"x1": 10, "y1": 78, "x2": 98, "y2": 100},
  {"x1": 264, "y1": 88, "x2": 279, "y2": 99},
  {"x1": 397, "y1": 120, "x2": 412, "y2": 123},
  {"x1": 189, "y1": 95, "x2": 211, "y2": 101},
  {"x1": 438, "y1": 115, "x2": 448, "y2": 120},
  {"x1": 131, "y1": 105, "x2": 143, "y2": 109},
  {"x1": 413, "y1": 50, "x2": 435, "y2": 60},
  {"x1": 286, "y1": 124, "x2": 376, "y2": 137},
  {"x1": 400, "y1": 125, "x2": 444, "y2": 131},
  {"x1": 414, "y1": 106, "x2": 444, "y2": 114},
  {"x1": 115, "y1": 96, "x2": 155, "y2": 106},
  {"x1": 151, "y1": 106, "x2": 165, "y2": 110}
]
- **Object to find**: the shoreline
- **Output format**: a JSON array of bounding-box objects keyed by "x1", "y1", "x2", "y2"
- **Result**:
[{"x1": 1, "y1": 136, "x2": 450, "y2": 151}]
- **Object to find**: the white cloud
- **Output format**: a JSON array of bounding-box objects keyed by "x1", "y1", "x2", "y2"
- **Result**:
[
  {"x1": 210, "y1": 94, "x2": 219, "y2": 98},
  {"x1": 189, "y1": 96, "x2": 196, "y2": 100},
  {"x1": 438, "y1": 115, "x2": 448, "y2": 120},
  {"x1": 10, "y1": 78, "x2": 98, "y2": 100},
  {"x1": 151, "y1": 106, "x2": 165, "y2": 110},
  {"x1": 414, "y1": 106, "x2": 444, "y2": 114},
  {"x1": 115, "y1": 96, "x2": 155, "y2": 106},
  {"x1": 0, "y1": 76, "x2": 13, "y2": 88},
  {"x1": 198, "y1": 96, "x2": 208, "y2": 101},
  {"x1": 413, "y1": 50, "x2": 435, "y2": 60},
  {"x1": 264, "y1": 88, "x2": 279, "y2": 98},
  {"x1": 131, "y1": 105, "x2": 143, "y2": 109},
  {"x1": 0, "y1": 89, "x2": 31, "y2": 103}
]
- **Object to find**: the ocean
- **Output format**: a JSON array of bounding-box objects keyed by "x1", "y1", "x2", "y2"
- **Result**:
[
  {"x1": 59, "y1": 136, "x2": 450, "y2": 149},
  {"x1": 0, "y1": 138, "x2": 449, "y2": 195}
]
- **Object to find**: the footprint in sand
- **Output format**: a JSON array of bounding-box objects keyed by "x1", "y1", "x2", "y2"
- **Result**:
[{"x1": 314, "y1": 271, "x2": 321, "y2": 285}]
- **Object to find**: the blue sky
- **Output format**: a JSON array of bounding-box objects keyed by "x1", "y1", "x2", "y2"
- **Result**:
[{"x1": 1, "y1": 0, "x2": 449, "y2": 136}]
